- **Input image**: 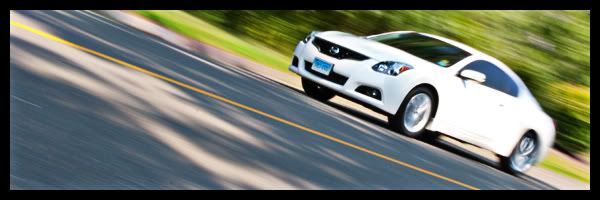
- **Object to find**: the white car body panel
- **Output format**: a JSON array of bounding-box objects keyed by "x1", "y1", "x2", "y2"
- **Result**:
[{"x1": 289, "y1": 31, "x2": 555, "y2": 164}]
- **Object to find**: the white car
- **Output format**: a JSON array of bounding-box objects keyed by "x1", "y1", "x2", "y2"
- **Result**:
[{"x1": 289, "y1": 30, "x2": 555, "y2": 174}]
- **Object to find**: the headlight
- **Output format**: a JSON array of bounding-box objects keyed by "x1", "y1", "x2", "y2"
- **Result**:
[
  {"x1": 302, "y1": 31, "x2": 318, "y2": 43},
  {"x1": 372, "y1": 61, "x2": 412, "y2": 76}
]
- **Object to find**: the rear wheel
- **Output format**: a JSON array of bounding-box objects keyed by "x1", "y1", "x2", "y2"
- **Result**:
[
  {"x1": 500, "y1": 132, "x2": 538, "y2": 174},
  {"x1": 389, "y1": 86, "x2": 437, "y2": 140},
  {"x1": 301, "y1": 77, "x2": 336, "y2": 101}
]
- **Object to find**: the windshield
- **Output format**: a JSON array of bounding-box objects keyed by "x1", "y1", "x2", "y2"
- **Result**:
[{"x1": 368, "y1": 32, "x2": 471, "y2": 67}]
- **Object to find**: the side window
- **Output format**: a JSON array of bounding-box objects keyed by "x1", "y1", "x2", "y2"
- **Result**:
[{"x1": 462, "y1": 60, "x2": 519, "y2": 97}]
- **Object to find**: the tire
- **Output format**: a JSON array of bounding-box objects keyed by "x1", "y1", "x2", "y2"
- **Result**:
[
  {"x1": 301, "y1": 77, "x2": 336, "y2": 101},
  {"x1": 388, "y1": 86, "x2": 437, "y2": 140},
  {"x1": 500, "y1": 132, "x2": 538, "y2": 174}
]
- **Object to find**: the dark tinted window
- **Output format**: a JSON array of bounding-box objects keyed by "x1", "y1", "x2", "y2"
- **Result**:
[
  {"x1": 462, "y1": 60, "x2": 519, "y2": 97},
  {"x1": 369, "y1": 32, "x2": 471, "y2": 67}
]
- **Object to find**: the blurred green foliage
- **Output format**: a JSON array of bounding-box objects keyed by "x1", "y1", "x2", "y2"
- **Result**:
[
  {"x1": 543, "y1": 83, "x2": 590, "y2": 153},
  {"x1": 540, "y1": 149, "x2": 590, "y2": 183},
  {"x1": 181, "y1": 10, "x2": 589, "y2": 153},
  {"x1": 135, "y1": 10, "x2": 291, "y2": 70}
]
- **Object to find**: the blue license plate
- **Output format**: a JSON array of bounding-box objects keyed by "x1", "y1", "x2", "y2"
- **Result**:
[{"x1": 312, "y1": 58, "x2": 333, "y2": 76}]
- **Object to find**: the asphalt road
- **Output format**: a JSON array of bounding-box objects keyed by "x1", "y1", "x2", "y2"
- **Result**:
[{"x1": 10, "y1": 10, "x2": 556, "y2": 190}]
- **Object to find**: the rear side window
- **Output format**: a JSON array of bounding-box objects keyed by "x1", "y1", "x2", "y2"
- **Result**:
[{"x1": 462, "y1": 60, "x2": 519, "y2": 97}]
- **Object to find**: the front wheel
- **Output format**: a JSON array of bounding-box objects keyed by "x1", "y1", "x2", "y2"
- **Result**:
[
  {"x1": 301, "y1": 77, "x2": 336, "y2": 101},
  {"x1": 500, "y1": 132, "x2": 538, "y2": 174},
  {"x1": 389, "y1": 87, "x2": 437, "y2": 139}
]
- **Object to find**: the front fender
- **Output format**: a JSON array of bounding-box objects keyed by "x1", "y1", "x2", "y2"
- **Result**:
[{"x1": 381, "y1": 69, "x2": 443, "y2": 115}]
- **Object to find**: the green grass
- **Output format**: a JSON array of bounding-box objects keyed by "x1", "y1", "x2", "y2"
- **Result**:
[
  {"x1": 133, "y1": 10, "x2": 292, "y2": 73},
  {"x1": 540, "y1": 152, "x2": 590, "y2": 184}
]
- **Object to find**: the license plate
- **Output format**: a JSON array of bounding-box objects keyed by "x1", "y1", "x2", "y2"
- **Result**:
[{"x1": 312, "y1": 57, "x2": 333, "y2": 76}]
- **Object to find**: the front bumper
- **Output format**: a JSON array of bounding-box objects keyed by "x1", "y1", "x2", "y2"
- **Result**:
[{"x1": 288, "y1": 39, "x2": 414, "y2": 115}]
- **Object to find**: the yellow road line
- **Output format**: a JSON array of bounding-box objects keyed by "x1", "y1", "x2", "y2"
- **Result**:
[{"x1": 10, "y1": 19, "x2": 480, "y2": 190}]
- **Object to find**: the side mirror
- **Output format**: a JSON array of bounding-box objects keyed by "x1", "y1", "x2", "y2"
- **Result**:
[{"x1": 459, "y1": 69, "x2": 486, "y2": 83}]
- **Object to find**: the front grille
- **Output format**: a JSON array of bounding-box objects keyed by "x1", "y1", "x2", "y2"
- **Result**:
[
  {"x1": 312, "y1": 37, "x2": 369, "y2": 61},
  {"x1": 304, "y1": 60, "x2": 349, "y2": 85}
]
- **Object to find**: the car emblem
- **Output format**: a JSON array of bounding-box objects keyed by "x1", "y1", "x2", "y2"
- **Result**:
[{"x1": 329, "y1": 46, "x2": 340, "y2": 55}]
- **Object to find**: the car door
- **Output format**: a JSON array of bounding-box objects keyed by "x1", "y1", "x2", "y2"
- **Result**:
[{"x1": 452, "y1": 60, "x2": 521, "y2": 146}]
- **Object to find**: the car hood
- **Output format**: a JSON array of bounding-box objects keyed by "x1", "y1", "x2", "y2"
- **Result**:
[{"x1": 316, "y1": 31, "x2": 436, "y2": 67}]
